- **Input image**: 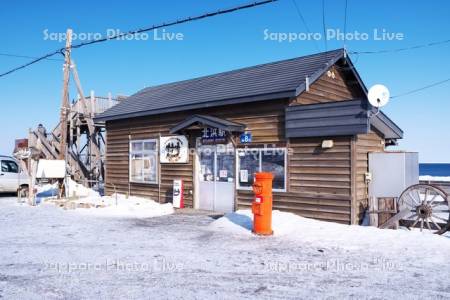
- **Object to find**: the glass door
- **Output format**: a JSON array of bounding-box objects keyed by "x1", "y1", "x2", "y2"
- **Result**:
[
  {"x1": 198, "y1": 146, "x2": 215, "y2": 211},
  {"x1": 197, "y1": 143, "x2": 235, "y2": 212}
]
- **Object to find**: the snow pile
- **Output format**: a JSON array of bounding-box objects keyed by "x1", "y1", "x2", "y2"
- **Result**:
[
  {"x1": 73, "y1": 194, "x2": 174, "y2": 218},
  {"x1": 211, "y1": 210, "x2": 349, "y2": 238},
  {"x1": 211, "y1": 210, "x2": 450, "y2": 252},
  {"x1": 211, "y1": 211, "x2": 253, "y2": 234},
  {"x1": 36, "y1": 182, "x2": 59, "y2": 197},
  {"x1": 66, "y1": 178, "x2": 100, "y2": 198},
  {"x1": 32, "y1": 179, "x2": 172, "y2": 218},
  {"x1": 420, "y1": 175, "x2": 450, "y2": 182},
  {"x1": 35, "y1": 179, "x2": 99, "y2": 199}
]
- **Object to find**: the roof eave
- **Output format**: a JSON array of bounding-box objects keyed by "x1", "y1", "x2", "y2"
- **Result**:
[
  {"x1": 370, "y1": 110, "x2": 404, "y2": 140},
  {"x1": 345, "y1": 55, "x2": 368, "y2": 95}
]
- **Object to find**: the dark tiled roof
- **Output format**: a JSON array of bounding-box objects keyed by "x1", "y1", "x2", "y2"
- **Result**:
[{"x1": 96, "y1": 49, "x2": 345, "y2": 121}]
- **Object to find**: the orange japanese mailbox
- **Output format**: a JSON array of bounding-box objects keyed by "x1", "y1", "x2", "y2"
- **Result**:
[{"x1": 251, "y1": 172, "x2": 274, "y2": 235}]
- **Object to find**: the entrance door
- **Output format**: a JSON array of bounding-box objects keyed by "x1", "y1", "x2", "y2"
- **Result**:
[{"x1": 197, "y1": 143, "x2": 235, "y2": 213}]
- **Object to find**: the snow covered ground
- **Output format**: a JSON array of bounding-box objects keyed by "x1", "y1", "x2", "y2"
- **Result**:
[
  {"x1": 69, "y1": 194, "x2": 174, "y2": 218},
  {"x1": 1, "y1": 195, "x2": 450, "y2": 299}
]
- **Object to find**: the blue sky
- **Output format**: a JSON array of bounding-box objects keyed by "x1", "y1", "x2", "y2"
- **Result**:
[{"x1": 0, "y1": 0, "x2": 449, "y2": 162}]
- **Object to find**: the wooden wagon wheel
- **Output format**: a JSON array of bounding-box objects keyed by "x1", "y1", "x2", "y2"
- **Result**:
[{"x1": 397, "y1": 184, "x2": 450, "y2": 234}]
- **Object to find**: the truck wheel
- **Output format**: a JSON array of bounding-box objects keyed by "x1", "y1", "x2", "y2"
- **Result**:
[{"x1": 18, "y1": 186, "x2": 29, "y2": 198}]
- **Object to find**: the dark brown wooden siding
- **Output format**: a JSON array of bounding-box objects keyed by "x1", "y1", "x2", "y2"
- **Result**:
[
  {"x1": 292, "y1": 65, "x2": 364, "y2": 105},
  {"x1": 105, "y1": 99, "x2": 353, "y2": 223},
  {"x1": 351, "y1": 132, "x2": 385, "y2": 223},
  {"x1": 105, "y1": 115, "x2": 196, "y2": 207},
  {"x1": 105, "y1": 100, "x2": 288, "y2": 208},
  {"x1": 236, "y1": 137, "x2": 352, "y2": 224}
]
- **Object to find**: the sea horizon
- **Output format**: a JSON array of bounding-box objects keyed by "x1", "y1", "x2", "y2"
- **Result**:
[{"x1": 419, "y1": 163, "x2": 450, "y2": 177}]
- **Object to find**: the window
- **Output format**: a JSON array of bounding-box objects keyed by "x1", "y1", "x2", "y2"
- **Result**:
[
  {"x1": 1, "y1": 160, "x2": 19, "y2": 173},
  {"x1": 237, "y1": 150, "x2": 259, "y2": 188},
  {"x1": 237, "y1": 148, "x2": 286, "y2": 191},
  {"x1": 129, "y1": 139, "x2": 158, "y2": 184}
]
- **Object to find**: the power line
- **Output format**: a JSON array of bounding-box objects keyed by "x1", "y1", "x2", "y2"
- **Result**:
[
  {"x1": 0, "y1": 52, "x2": 63, "y2": 61},
  {"x1": 335, "y1": 52, "x2": 449, "y2": 98},
  {"x1": 392, "y1": 78, "x2": 450, "y2": 99},
  {"x1": 322, "y1": 0, "x2": 327, "y2": 51},
  {"x1": 0, "y1": 50, "x2": 64, "y2": 78},
  {"x1": 337, "y1": 53, "x2": 450, "y2": 98},
  {"x1": 291, "y1": 0, "x2": 320, "y2": 51},
  {"x1": 349, "y1": 39, "x2": 450, "y2": 55},
  {"x1": 334, "y1": 51, "x2": 360, "y2": 72},
  {"x1": 70, "y1": 0, "x2": 278, "y2": 49},
  {"x1": 343, "y1": 0, "x2": 348, "y2": 48},
  {"x1": 342, "y1": 38, "x2": 450, "y2": 71},
  {"x1": 0, "y1": 0, "x2": 278, "y2": 79}
]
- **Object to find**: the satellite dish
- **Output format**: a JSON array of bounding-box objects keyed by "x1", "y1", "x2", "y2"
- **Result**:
[{"x1": 368, "y1": 84, "x2": 390, "y2": 108}]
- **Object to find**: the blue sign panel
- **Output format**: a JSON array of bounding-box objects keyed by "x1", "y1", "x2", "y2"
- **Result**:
[{"x1": 240, "y1": 133, "x2": 252, "y2": 143}]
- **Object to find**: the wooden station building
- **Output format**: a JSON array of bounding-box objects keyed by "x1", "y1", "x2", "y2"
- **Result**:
[{"x1": 95, "y1": 49, "x2": 403, "y2": 225}]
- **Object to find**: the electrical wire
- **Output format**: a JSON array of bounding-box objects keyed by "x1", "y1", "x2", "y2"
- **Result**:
[
  {"x1": 322, "y1": 0, "x2": 327, "y2": 51},
  {"x1": 70, "y1": 0, "x2": 278, "y2": 49},
  {"x1": 391, "y1": 78, "x2": 450, "y2": 99},
  {"x1": 343, "y1": 0, "x2": 348, "y2": 48},
  {"x1": 0, "y1": 0, "x2": 278, "y2": 78},
  {"x1": 334, "y1": 52, "x2": 449, "y2": 99},
  {"x1": 334, "y1": 51, "x2": 359, "y2": 71},
  {"x1": 0, "y1": 50, "x2": 64, "y2": 78},
  {"x1": 0, "y1": 52, "x2": 63, "y2": 61},
  {"x1": 349, "y1": 39, "x2": 450, "y2": 55},
  {"x1": 291, "y1": 0, "x2": 320, "y2": 51}
]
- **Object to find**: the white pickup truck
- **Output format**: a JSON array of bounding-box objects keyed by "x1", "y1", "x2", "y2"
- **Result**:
[{"x1": 0, "y1": 155, "x2": 29, "y2": 195}]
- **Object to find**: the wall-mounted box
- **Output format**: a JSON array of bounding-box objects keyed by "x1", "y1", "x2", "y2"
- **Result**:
[{"x1": 368, "y1": 152, "x2": 419, "y2": 198}]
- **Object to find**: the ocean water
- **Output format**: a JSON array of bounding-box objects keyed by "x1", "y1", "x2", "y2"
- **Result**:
[{"x1": 419, "y1": 163, "x2": 450, "y2": 177}]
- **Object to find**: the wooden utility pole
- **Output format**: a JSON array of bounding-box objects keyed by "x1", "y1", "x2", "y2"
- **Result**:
[{"x1": 59, "y1": 28, "x2": 73, "y2": 159}]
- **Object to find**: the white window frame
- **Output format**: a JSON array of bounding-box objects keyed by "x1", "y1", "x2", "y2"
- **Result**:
[
  {"x1": 236, "y1": 147, "x2": 287, "y2": 192},
  {"x1": 129, "y1": 139, "x2": 159, "y2": 184}
]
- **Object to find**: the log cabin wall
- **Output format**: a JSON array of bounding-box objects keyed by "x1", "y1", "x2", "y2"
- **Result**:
[
  {"x1": 105, "y1": 113, "x2": 196, "y2": 207},
  {"x1": 292, "y1": 65, "x2": 365, "y2": 105},
  {"x1": 352, "y1": 132, "x2": 385, "y2": 224},
  {"x1": 105, "y1": 100, "x2": 288, "y2": 208},
  {"x1": 105, "y1": 101, "x2": 354, "y2": 224},
  {"x1": 236, "y1": 136, "x2": 352, "y2": 224}
]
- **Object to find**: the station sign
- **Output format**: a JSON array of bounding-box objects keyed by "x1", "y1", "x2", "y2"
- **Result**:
[{"x1": 201, "y1": 127, "x2": 227, "y2": 144}]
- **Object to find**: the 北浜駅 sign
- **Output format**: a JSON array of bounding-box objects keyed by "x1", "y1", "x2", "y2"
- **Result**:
[{"x1": 201, "y1": 127, "x2": 227, "y2": 144}]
